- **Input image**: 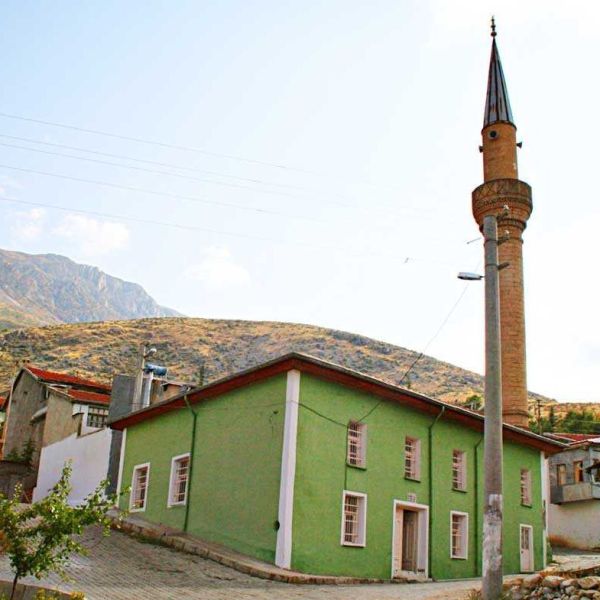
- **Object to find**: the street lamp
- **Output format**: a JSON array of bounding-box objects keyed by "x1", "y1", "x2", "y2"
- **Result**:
[
  {"x1": 458, "y1": 214, "x2": 504, "y2": 600},
  {"x1": 458, "y1": 272, "x2": 484, "y2": 281}
]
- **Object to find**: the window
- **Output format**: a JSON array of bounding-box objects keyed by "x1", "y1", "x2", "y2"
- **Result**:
[
  {"x1": 450, "y1": 511, "x2": 469, "y2": 559},
  {"x1": 341, "y1": 491, "x2": 367, "y2": 547},
  {"x1": 452, "y1": 450, "x2": 467, "y2": 491},
  {"x1": 573, "y1": 461, "x2": 584, "y2": 483},
  {"x1": 130, "y1": 464, "x2": 150, "y2": 512},
  {"x1": 405, "y1": 437, "x2": 421, "y2": 480},
  {"x1": 520, "y1": 469, "x2": 532, "y2": 505},
  {"x1": 347, "y1": 422, "x2": 367, "y2": 468},
  {"x1": 86, "y1": 406, "x2": 109, "y2": 429},
  {"x1": 168, "y1": 454, "x2": 190, "y2": 506},
  {"x1": 556, "y1": 464, "x2": 567, "y2": 486}
]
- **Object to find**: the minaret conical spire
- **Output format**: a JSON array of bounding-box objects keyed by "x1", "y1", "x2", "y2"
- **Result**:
[{"x1": 483, "y1": 18, "x2": 514, "y2": 127}]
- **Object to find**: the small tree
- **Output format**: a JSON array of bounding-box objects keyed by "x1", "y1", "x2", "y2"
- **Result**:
[
  {"x1": 0, "y1": 463, "x2": 117, "y2": 600},
  {"x1": 462, "y1": 394, "x2": 483, "y2": 411}
]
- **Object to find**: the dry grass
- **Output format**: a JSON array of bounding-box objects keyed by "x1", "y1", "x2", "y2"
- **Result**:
[{"x1": 0, "y1": 317, "x2": 557, "y2": 411}]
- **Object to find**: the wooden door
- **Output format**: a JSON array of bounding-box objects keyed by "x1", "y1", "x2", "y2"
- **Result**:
[{"x1": 401, "y1": 510, "x2": 419, "y2": 572}]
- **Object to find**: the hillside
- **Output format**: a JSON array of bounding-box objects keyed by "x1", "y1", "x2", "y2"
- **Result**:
[
  {"x1": 0, "y1": 317, "x2": 554, "y2": 408},
  {"x1": 0, "y1": 249, "x2": 180, "y2": 329}
]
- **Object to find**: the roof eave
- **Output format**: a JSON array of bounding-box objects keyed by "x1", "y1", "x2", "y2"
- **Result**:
[{"x1": 109, "y1": 352, "x2": 563, "y2": 454}]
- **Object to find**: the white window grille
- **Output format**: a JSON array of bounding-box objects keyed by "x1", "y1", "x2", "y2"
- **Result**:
[
  {"x1": 450, "y1": 511, "x2": 468, "y2": 559},
  {"x1": 405, "y1": 437, "x2": 421, "y2": 480},
  {"x1": 452, "y1": 450, "x2": 467, "y2": 491},
  {"x1": 341, "y1": 491, "x2": 367, "y2": 547},
  {"x1": 520, "y1": 469, "x2": 532, "y2": 505},
  {"x1": 347, "y1": 422, "x2": 367, "y2": 467},
  {"x1": 86, "y1": 406, "x2": 109, "y2": 429},
  {"x1": 168, "y1": 454, "x2": 190, "y2": 506},
  {"x1": 130, "y1": 463, "x2": 150, "y2": 512}
]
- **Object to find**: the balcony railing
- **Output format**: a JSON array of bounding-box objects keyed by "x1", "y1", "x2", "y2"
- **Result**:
[{"x1": 551, "y1": 482, "x2": 600, "y2": 504}]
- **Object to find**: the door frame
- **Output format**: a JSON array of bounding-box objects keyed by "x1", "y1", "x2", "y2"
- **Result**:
[
  {"x1": 519, "y1": 524, "x2": 534, "y2": 573},
  {"x1": 391, "y1": 499, "x2": 429, "y2": 579}
]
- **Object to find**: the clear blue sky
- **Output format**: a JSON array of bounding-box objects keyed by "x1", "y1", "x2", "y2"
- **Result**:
[{"x1": 1, "y1": 0, "x2": 598, "y2": 402}]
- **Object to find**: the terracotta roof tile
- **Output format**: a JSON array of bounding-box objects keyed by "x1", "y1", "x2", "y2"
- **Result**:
[
  {"x1": 66, "y1": 389, "x2": 111, "y2": 405},
  {"x1": 552, "y1": 433, "x2": 600, "y2": 442},
  {"x1": 26, "y1": 365, "x2": 111, "y2": 392}
]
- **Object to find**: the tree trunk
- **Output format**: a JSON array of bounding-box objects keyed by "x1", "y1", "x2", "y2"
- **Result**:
[{"x1": 10, "y1": 573, "x2": 19, "y2": 600}]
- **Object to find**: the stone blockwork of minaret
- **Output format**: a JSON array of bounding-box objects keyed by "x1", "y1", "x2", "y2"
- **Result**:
[{"x1": 472, "y1": 179, "x2": 532, "y2": 428}]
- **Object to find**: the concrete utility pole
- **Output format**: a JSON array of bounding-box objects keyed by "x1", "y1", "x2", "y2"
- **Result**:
[
  {"x1": 131, "y1": 345, "x2": 146, "y2": 412},
  {"x1": 482, "y1": 214, "x2": 504, "y2": 600},
  {"x1": 131, "y1": 345, "x2": 157, "y2": 411}
]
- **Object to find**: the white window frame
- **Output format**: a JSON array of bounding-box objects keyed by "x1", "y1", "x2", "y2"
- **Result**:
[
  {"x1": 452, "y1": 450, "x2": 467, "y2": 491},
  {"x1": 450, "y1": 511, "x2": 469, "y2": 560},
  {"x1": 347, "y1": 421, "x2": 367, "y2": 468},
  {"x1": 168, "y1": 453, "x2": 190, "y2": 507},
  {"x1": 520, "y1": 468, "x2": 532, "y2": 506},
  {"x1": 340, "y1": 490, "x2": 367, "y2": 547},
  {"x1": 130, "y1": 462, "x2": 150, "y2": 513},
  {"x1": 405, "y1": 437, "x2": 421, "y2": 480},
  {"x1": 391, "y1": 499, "x2": 430, "y2": 579}
]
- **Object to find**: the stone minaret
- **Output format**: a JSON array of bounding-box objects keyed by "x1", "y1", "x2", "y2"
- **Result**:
[{"x1": 472, "y1": 20, "x2": 533, "y2": 428}]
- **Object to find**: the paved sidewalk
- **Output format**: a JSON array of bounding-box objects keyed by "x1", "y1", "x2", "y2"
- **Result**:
[{"x1": 0, "y1": 527, "x2": 478, "y2": 600}]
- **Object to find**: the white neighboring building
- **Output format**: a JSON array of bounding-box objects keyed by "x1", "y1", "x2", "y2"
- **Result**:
[
  {"x1": 547, "y1": 434, "x2": 600, "y2": 550},
  {"x1": 33, "y1": 428, "x2": 112, "y2": 505}
]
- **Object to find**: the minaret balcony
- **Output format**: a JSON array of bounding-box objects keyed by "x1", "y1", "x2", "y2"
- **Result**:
[{"x1": 472, "y1": 178, "x2": 533, "y2": 231}]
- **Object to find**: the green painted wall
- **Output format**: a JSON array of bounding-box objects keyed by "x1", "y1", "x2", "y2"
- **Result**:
[
  {"x1": 119, "y1": 375, "x2": 286, "y2": 563},
  {"x1": 119, "y1": 369, "x2": 545, "y2": 580},
  {"x1": 291, "y1": 374, "x2": 544, "y2": 580}
]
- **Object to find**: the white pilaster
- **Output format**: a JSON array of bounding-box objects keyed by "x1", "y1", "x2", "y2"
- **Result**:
[
  {"x1": 541, "y1": 451, "x2": 549, "y2": 567},
  {"x1": 275, "y1": 369, "x2": 300, "y2": 569}
]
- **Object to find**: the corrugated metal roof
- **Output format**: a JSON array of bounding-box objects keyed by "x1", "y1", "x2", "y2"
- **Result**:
[{"x1": 484, "y1": 37, "x2": 514, "y2": 127}]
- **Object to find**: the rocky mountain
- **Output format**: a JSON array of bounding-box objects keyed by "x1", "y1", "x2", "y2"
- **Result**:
[
  {"x1": 0, "y1": 317, "x2": 554, "y2": 409},
  {"x1": 0, "y1": 249, "x2": 180, "y2": 329}
]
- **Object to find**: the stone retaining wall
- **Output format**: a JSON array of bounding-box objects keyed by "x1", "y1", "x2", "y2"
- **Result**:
[{"x1": 508, "y1": 574, "x2": 600, "y2": 600}]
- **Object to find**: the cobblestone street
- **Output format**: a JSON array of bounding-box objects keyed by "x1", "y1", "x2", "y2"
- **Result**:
[{"x1": 0, "y1": 527, "x2": 478, "y2": 600}]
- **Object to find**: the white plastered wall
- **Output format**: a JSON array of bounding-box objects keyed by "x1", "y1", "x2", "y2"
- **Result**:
[
  {"x1": 33, "y1": 428, "x2": 112, "y2": 505},
  {"x1": 548, "y1": 501, "x2": 600, "y2": 550}
]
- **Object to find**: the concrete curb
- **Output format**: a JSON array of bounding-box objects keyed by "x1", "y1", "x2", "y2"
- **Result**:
[
  {"x1": 0, "y1": 579, "x2": 75, "y2": 599},
  {"x1": 108, "y1": 511, "x2": 397, "y2": 585}
]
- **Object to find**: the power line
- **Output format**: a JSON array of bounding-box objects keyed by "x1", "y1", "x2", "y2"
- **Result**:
[
  {"x1": 0, "y1": 194, "x2": 462, "y2": 264},
  {"x1": 294, "y1": 278, "x2": 476, "y2": 427},
  {"x1": 0, "y1": 132, "x2": 303, "y2": 190},
  {"x1": 0, "y1": 162, "x2": 321, "y2": 223},
  {"x1": 0, "y1": 160, "x2": 472, "y2": 244},
  {"x1": 0, "y1": 140, "x2": 314, "y2": 198},
  {"x1": 0, "y1": 133, "x2": 459, "y2": 224},
  {"x1": 0, "y1": 111, "x2": 410, "y2": 194},
  {"x1": 0, "y1": 111, "x2": 303, "y2": 172}
]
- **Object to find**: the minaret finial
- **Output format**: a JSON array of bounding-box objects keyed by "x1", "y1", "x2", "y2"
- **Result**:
[{"x1": 491, "y1": 16, "x2": 497, "y2": 37}]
